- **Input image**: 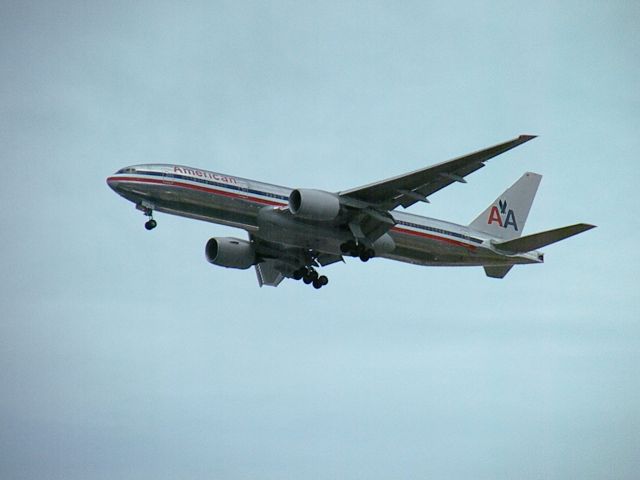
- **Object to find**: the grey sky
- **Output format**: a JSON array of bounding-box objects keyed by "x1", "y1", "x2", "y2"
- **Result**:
[{"x1": 1, "y1": 1, "x2": 638, "y2": 479}]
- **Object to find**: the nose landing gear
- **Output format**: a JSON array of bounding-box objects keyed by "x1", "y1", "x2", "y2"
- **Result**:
[
  {"x1": 144, "y1": 219, "x2": 157, "y2": 230},
  {"x1": 137, "y1": 204, "x2": 157, "y2": 230}
]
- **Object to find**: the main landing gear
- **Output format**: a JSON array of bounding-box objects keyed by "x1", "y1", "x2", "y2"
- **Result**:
[
  {"x1": 340, "y1": 240, "x2": 375, "y2": 262},
  {"x1": 292, "y1": 266, "x2": 329, "y2": 289}
]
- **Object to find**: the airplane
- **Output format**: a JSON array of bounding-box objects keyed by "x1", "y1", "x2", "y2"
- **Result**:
[{"x1": 107, "y1": 135, "x2": 595, "y2": 289}]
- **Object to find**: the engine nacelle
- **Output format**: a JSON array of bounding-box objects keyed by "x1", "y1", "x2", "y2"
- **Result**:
[
  {"x1": 288, "y1": 189, "x2": 341, "y2": 221},
  {"x1": 205, "y1": 237, "x2": 256, "y2": 270},
  {"x1": 372, "y1": 233, "x2": 396, "y2": 254}
]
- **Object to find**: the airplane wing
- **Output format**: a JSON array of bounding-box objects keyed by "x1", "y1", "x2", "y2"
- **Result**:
[{"x1": 339, "y1": 135, "x2": 536, "y2": 210}]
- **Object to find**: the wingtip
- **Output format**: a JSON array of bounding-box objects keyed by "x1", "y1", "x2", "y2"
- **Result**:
[
  {"x1": 518, "y1": 134, "x2": 538, "y2": 141},
  {"x1": 573, "y1": 223, "x2": 597, "y2": 233}
]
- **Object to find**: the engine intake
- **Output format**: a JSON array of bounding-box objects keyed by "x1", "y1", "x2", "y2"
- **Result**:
[
  {"x1": 289, "y1": 189, "x2": 341, "y2": 221},
  {"x1": 205, "y1": 237, "x2": 256, "y2": 270}
]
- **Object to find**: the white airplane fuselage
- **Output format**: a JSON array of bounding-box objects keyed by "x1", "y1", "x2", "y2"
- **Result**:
[{"x1": 107, "y1": 163, "x2": 542, "y2": 269}]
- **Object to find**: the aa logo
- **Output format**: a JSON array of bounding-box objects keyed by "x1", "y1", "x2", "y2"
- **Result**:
[{"x1": 487, "y1": 199, "x2": 518, "y2": 231}]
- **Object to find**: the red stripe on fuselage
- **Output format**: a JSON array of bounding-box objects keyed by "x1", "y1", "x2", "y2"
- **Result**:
[
  {"x1": 108, "y1": 176, "x2": 477, "y2": 250},
  {"x1": 108, "y1": 176, "x2": 287, "y2": 207}
]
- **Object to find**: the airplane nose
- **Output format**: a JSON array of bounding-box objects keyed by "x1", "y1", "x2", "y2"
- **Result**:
[{"x1": 106, "y1": 176, "x2": 120, "y2": 191}]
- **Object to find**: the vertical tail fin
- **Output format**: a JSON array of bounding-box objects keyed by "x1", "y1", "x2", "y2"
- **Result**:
[{"x1": 469, "y1": 172, "x2": 542, "y2": 240}]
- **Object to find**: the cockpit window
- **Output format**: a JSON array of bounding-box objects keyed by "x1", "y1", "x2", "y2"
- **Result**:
[{"x1": 116, "y1": 167, "x2": 136, "y2": 174}]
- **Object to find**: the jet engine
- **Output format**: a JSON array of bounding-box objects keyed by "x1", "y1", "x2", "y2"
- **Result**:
[
  {"x1": 205, "y1": 237, "x2": 256, "y2": 270},
  {"x1": 288, "y1": 189, "x2": 341, "y2": 221},
  {"x1": 372, "y1": 233, "x2": 396, "y2": 254}
]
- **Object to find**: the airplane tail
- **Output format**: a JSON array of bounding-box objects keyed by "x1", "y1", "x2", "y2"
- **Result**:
[{"x1": 469, "y1": 172, "x2": 542, "y2": 241}]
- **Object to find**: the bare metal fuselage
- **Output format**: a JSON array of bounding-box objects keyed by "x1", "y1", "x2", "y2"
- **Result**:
[{"x1": 107, "y1": 164, "x2": 541, "y2": 268}]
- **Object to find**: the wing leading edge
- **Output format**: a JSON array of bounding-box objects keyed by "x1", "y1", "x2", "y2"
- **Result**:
[{"x1": 339, "y1": 135, "x2": 537, "y2": 210}]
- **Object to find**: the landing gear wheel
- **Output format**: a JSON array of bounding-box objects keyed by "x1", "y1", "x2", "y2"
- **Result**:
[
  {"x1": 302, "y1": 268, "x2": 319, "y2": 283},
  {"x1": 358, "y1": 248, "x2": 375, "y2": 262},
  {"x1": 341, "y1": 240, "x2": 359, "y2": 257},
  {"x1": 145, "y1": 219, "x2": 157, "y2": 230},
  {"x1": 340, "y1": 241, "x2": 353, "y2": 254},
  {"x1": 311, "y1": 274, "x2": 329, "y2": 289}
]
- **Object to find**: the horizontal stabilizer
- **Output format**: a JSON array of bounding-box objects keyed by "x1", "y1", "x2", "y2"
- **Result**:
[
  {"x1": 494, "y1": 223, "x2": 596, "y2": 253},
  {"x1": 484, "y1": 265, "x2": 513, "y2": 278}
]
